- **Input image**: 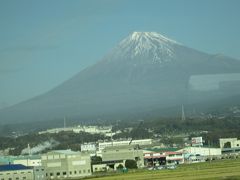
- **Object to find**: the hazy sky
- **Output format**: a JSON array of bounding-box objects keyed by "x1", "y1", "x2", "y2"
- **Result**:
[{"x1": 1, "y1": 0, "x2": 240, "y2": 108}]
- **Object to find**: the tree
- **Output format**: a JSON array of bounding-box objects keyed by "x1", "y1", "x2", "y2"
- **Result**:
[
  {"x1": 117, "y1": 164, "x2": 124, "y2": 170},
  {"x1": 91, "y1": 156, "x2": 102, "y2": 164},
  {"x1": 223, "y1": 142, "x2": 231, "y2": 148},
  {"x1": 125, "y1": 159, "x2": 137, "y2": 169}
]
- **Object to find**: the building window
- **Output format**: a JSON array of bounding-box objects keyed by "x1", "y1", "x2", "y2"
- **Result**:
[
  {"x1": 56, "y1": 172, "x2": 60, "y2": 176},
  {"x1": 63, "y1": 172, "x2": 66, "y2": 175},
  {"x1": 237, "y1": 144, "x2": 239, "y2": 146},
  {"x1": 69, "y1": 171, "x2": 72, "y2": 175},
  {"x1": 23, "y1": 177, "x2": 26, "y2": 180},
  {"x1": 79, "y1": 170, "x2": 81, "y2": 174},
  {"x1": 88, "y1": 169, "x2": 91, "y2": 173},
  {"x1": 46, "y1": 173, "x2": 48, "y2": 176},
  {"x1": 83, "y1": 170, "x2": 86, "y2": 173},
  {"x1": 50, "y1": 173, "x2": 53, "y2": 176},
  {"x1": 74, "y1": 171, "x2": 77, "y2": 174}
]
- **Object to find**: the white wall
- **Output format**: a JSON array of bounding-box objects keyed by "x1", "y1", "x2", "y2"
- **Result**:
[
  {"x1": 219, "y1": 138, "x2": 240, "y2": 148},
  {"x1": 184, "y1": 147, "x2": 221, "y2": 156},
  {"x1": 13, "y1": 159, "x2": 42, "y2": 166}
]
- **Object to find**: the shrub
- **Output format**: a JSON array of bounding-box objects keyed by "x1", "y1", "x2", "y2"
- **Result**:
[
  {"x1": 117, "y1": 164, "x2": 124, "y2": 170},
  {"x1": 125, "y1": 159, "x2": 137, "y2": 169}
]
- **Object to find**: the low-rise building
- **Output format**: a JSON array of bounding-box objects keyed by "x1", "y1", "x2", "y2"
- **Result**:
[
  {"x1": 0, "y1": 164, "x2": 34, "y2": 180},
  {"x1": 13, "y1": 155, "x2": 42, "y2": 167},
  {"x1": 82, "y1": 126, "x2": 112, "y2": 134},
  {"x1": 41, "y1": 150, "x2": 92, "y2": 179},
  {"x1": 98, "y1": 139, "x2": 152, "y2": 151},
  {"x1": 39, "y1": 125, "x2": 113, "y2": 136},
  {"x1": 81, "y1": 143, "x2": 96, "y2": 152},
  {"x1": 184, "y1": 154, "x2": 205, "y2": 163},
  {"x1": 144, "y1": 150, "x2": 184, "y2": 167},
  {"x1": 33, "y1": 166, "x2": 46, "y2": 180},
  {"x1": 219, "y1": 138, "x2": 240, "y2": 149},
  {"x1": 101, "y1": 145, "x2": 144, "y2": 170},
  {"x1": 92, "y1": 164, "x2": 108, "y2": 173},
  {"x1": 183, "y1": 147, "x2": 222, "y2": 156},
  {"x1": 0, "y1": 157, "x2": 12, "y2": 165}
]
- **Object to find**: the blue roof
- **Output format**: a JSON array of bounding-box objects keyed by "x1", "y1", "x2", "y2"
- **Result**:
[{"x1": 0, "y1": 164, "x2": 32, "y2": 171}]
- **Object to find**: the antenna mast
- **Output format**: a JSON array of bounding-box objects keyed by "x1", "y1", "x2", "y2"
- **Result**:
[
  {"x1": 64, "y1": 117, "x2": 66, "y2": 129},
  {"x1": 181, "y1": 105, "x2": 186, "y2": 121}
]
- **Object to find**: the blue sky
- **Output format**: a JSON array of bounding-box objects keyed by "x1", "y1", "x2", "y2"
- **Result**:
[{"x1": 0, "y1": 0, "x2": 240, "y2": 108}]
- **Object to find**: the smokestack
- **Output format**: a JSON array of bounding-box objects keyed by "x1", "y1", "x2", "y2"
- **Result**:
[{"x1": 27, "y1": 144, "x2": 31, "y2": 156}]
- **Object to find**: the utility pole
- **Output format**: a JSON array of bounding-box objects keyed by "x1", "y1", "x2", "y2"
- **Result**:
[
  {"x1": 129, "y1": 120, "x2": 143, "y2": 145},
  {"x1": 208, "y1": 140, "x2": 211, "y2": 163}
]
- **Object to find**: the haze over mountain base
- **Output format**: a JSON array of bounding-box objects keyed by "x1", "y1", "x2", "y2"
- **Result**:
[{"x1": 0, "y1": 32, "x2": 240, "y2": 124}]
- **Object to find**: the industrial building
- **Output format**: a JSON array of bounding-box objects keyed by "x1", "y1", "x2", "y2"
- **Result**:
[
  {"x1": 33, "y1": 166, "x2": 46, "y2": 180},
  {"x1": 219, "y1": 138, "x2": 240, "y2": 149},
  {"x1": 183, "y1": 146, "x2": 222, "y2": 162},
  {"x1": 183, "y1": 147, "x2": 222, "y2": 156},
  {"x1": 92, "y1": 164, "x2": 108, "y2": 173},
  {"x1": 41, "y1": 150, "x2": 92, "y2": 179},
  {"x1": 98, "y1": 139, "x2": 152, "y2": 151},
  {"x1": 0, "y1": 164, "x2": 34, "y2": 180},
  {"x1": 184, "y1": 154, "x2": 205, "y2": 163},
  {"x1": 101, "y1": 145, "x2": 144, "y2": 170},
  {"x1": 13, "y1": 155, "x2": 42, "y2": 167}
]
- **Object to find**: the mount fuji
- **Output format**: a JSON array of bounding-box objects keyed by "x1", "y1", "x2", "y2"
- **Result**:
[{"x1": 1, "y1": 32, "x2": 240, "y2": 124}]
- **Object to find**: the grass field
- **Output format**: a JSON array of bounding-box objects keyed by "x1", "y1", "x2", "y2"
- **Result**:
[{"x1": 88, "y1": 159, "x2": 240, "y2": 180}]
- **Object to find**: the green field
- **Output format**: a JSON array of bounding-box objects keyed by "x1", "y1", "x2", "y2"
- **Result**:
[{"x1": 88, "y1": 159, "x2": 240, "y2": 180}]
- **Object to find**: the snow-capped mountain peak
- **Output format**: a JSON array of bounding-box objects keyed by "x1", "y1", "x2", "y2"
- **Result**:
[
  {"x1": 130, "y1": 32, "x2": 178, "y2": 44},
  {"x1": 109, "y1": 32, "x2": 180, "y2": 64}
]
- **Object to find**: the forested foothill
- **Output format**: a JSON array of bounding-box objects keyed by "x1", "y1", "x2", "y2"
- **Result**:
[{"x1": 0, "y1": 115, "x2": 240, "y2": 156}]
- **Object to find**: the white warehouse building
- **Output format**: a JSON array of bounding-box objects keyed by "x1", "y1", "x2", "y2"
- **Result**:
[
  {"x1": 219, "y1": 138, "x2": 240, "y2": 149},
  {"x1": 183, "y1": 147, "x2": 222, "y2": 156},
  {"x1": 98, "y1": 139, "x2": 152, "y2": 151}
]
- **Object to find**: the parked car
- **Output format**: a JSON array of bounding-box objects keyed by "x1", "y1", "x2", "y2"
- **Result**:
[
  {"x1": 156, "y1": 166, "x2": 165, "y2": 170},
  {"x1": 167, "y1": 165, "x2": 177, "y2": 170}
]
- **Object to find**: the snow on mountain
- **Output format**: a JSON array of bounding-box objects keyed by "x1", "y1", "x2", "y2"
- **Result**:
[{"x1": 107, "y1": 32, "x2": 180, "y2": 64}]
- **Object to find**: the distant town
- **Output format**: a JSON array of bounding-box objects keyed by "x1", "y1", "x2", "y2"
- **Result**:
[{"x1": 0, "y1": 122, "x2": 240, "y2": 180}]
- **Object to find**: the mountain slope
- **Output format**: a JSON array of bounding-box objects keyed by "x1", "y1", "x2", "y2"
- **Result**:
[{"x1": 1, "y1": 32, "x2": 240, "y2": 124}]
